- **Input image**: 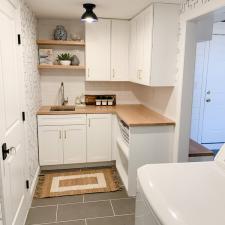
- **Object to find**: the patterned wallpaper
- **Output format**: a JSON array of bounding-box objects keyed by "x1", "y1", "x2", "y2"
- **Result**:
[
  {"x1": 181, "y1": 0, "x2": 212, "y2": 13},
  {"x1": 20, "y1": 0, "x2": 41, "y2": 185}
]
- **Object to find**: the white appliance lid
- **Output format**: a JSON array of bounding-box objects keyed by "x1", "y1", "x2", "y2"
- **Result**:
[{"x1": 138, "y1": 161, "x2": 225, "y2": 225}]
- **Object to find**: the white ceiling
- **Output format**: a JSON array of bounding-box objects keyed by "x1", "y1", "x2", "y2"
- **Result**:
[{"x1": 25, "y1": 0, "x2": 181, "y2": 19}]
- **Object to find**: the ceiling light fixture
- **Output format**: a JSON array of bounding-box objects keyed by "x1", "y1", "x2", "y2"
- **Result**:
[{"x1": 81, "y1": 3, "x2": 98, "y2": 23}]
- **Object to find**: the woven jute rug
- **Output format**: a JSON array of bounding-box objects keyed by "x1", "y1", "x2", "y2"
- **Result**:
[{"x1": 34, "y1": 167, "x2": 122, "y2": 198}]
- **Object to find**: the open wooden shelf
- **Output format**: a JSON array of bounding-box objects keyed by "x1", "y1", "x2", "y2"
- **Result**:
[
  {"x1": 38, "y1": 64, "x2": 85, "y2": 70},
  {"x1": 37, "y1": 39, "x2": 85, "y2": 46}
]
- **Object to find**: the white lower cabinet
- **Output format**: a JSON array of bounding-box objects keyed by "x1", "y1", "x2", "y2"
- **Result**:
[
  {"x1": 38, "y1": 126, "x2": 64, "y2": 165},
  {"x1": 87, "y1": 114, "x2": 112, "y2": 162},
  {"x1": 38, "y1": 125, "x2": 86, "y2": 166},
  {"x1": 38, "y1": 114, "x2": 112, "y2": 166},
  {"x1": 63, "y1": 125, "x2": 86, "y2": 164}
]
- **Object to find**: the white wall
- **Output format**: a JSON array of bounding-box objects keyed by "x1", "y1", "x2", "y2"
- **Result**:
[
  {"x1": 173, "y1": 0, "x2": 225, "y2": 162},
  {"x1": 131, "y1": 84, "x2": 177, "y2": 120},
  {"x1": 20, "y1": 0, "x2": 41, "y2": 186},
  {"x1": 38, "y1": 19, "x2": 139, "y2": 105}
]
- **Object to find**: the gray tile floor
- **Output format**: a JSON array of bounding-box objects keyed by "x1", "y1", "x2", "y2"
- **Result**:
[{"x1": 26, "y1": 188, "x2": 135, "y2": 225}]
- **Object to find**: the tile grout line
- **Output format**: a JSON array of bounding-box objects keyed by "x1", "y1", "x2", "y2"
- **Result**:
[
  {"x1": 29, "y1": 214, "x2": 135, "y2": 225},
  {"x1": 29, "y1": 218, "x2": 86, "y2": 225},
  {"x1": 85, "y1": 213, "x2": 135, "y2": 220},
  {"x1": 56, "y1": 204, "x2": 58, "y2": 222},
  {"x1": 109, "y1": 200, "x2": 116, "y2": 216},
  {"x1": 31, "y1": 197, "x2": 133, "y2": 208}
]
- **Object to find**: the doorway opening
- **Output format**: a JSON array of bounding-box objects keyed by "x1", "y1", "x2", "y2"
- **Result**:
[
  {"x1": 177, "y1": 4, "x2": 225, "y2": 163},
  {"x1": 190, "y1": 21, "x2": 225, "y2": 162}
]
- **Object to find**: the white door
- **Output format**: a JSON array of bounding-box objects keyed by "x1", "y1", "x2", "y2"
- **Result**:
[
  {"x1": 87, "y1": 114, "x2": 112, "y2": 162},
  {"x1": 63, "y1": 125, "x2": 86, "y2": 164},
  {"x1": 0, "y1": 1, "x2": 27, "y2": 225},
  {"x1": 85, "y1": 19, "x2": 111, "y2": 81},
  {"x1": 38, "y1": 126, "x2": 63, "y2": 165},
  {"x1": 190, "y1": 41, "x2": 210, "y2": 142},
  {"x1": 201, "y1": 35, "x2": 225, "y2": 143},
  {"x1": 111, "y1": 20, "x2": 129, "y2": 81}
]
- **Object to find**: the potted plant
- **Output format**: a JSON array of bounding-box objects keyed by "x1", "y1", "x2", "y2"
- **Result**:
[{"x1": 57, "y1": 53, "x2": 72, "y2": 66}]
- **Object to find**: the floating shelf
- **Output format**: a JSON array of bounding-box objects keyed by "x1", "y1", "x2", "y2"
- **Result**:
[
  {"x1": 37, "y1": 39, "x2": 85, "y2": 46},
  {"x1": 38, "y1": 64, "x2": 85, "y2": 70}
]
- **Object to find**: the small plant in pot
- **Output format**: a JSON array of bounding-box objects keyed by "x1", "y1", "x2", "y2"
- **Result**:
[{"x1": 57, "y1": 53, "x2": 72, "y2": 66}]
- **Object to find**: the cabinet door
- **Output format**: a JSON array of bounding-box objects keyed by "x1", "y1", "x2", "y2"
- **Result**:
[
  {"x1": 63, "y1": 125, "x2": 86, "y2": 164},
  {"x1": 38, "y1": 126, "x2": 63, "y2": 165},
  {"x1": 129, "y1": 18, "x2": 138, "y2": 82},
  {"x1": 87, "y1": 114, "x2": 112, "y2": 162},
  {"x1": 136, "y1": 13, "x2": 145, "y2": 84},
  {"x1": 86, "y1": 19, "x2": 111, "y2": 81},
  {"x1": 111, "y1": 20, "x2": 129, "y2": 81},
  {"x1": 150, "y1": 4, "x2": 178, "y2": 86},
  {"x1": 142, "y1": 6, "x2": 153, "y2": 85}
]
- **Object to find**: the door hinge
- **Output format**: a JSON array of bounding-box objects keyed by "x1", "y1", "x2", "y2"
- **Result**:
[
  {"x1": 17, "y1": 34, "x2": 21, "y2": 45},
  {"x1": 22, "y1": 112, "x2": 25, "y2": 122},
  {"x1": 26, "y1": 180, "x2": 30, "y2": 189}
]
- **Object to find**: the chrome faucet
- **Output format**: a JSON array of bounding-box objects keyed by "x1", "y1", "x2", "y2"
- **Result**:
[{"x1": 60, "y1": 82, "x2": 68, "y2": 106}]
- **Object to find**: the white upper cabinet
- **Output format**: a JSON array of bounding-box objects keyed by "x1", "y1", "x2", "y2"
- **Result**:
[
  {"x1": 129, "y1": 3, "x2": 179, "y2": 86},
  {"x1": 86, "y1": 19, "x2": 111, "y2": 81},
  {"x1": 85, "y1": 19, "x2": 129, "y2": 81},
  {"x1": 111, "y1": 20, "x2": 129, "y2": 81},
  {"x1": 129, "y1": 18, "x2": 137, "y2": 82}
]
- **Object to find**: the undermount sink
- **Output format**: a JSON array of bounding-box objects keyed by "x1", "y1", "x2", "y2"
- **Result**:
[{"x1": 50, "y1": 106, "x2": 75, "y2": 111}]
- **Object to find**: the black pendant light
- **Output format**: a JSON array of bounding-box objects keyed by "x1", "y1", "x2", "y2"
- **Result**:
[{"x1": 81, "y1": 3, "x2": 98, "y2": 23}]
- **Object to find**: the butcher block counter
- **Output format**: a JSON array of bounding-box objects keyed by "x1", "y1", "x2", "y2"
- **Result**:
[{"x1": 37, "y1": 104, "x2": 175, "y2": 127}]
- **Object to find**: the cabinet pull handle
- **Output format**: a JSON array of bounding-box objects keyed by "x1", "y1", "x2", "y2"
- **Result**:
[
  {"x1": 88, "y1": 68, "x2": 90, "y2": 77},
  {"x1": 59, "y1": 130, "x2": 62, "y2": 139},
  {"x1": 88, "y1": 119, "x2": 91, "y2": 127},
  {"x1": 64, "y1": 131, "x2": 66, "y2": 139},
  {"x1": 139, "y1": 70, "x2": 142, "y2": 79},
  {"x1": 112, "y1": 69, "x2": 115, "y2": 78}
]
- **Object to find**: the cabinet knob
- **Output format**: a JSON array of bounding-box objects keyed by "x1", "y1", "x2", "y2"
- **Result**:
[{"x1": 206, "y1": 99, "x2": 211, "y2": 103}]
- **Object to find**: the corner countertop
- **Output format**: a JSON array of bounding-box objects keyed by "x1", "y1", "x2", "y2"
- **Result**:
[{"x1": 37, "y1": 104, "x2": 175, "y2": 127}]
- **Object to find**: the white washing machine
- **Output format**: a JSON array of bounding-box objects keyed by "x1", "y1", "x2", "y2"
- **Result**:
[{"x1": 135, "y1": 145, "x2": 225, "y2": 225}]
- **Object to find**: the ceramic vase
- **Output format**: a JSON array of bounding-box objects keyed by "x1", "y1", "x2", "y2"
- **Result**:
[{"x1": 54, "y1": 25, "x2": 67, "y2": 40}]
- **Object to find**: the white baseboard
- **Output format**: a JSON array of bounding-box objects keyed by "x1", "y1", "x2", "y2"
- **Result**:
[
  {"x1": 29, "y1": 166, "x2": 40, "y2": 198},
  {"x1": 22, "y1": 166, "x2": 40, "y2": 225}
]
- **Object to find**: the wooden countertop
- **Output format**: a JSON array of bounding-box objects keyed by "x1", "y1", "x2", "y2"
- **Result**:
[
  {"x1": 37, "y1": 104, "x2": 175, "y2": 127},
  {"x1": 189, "y1": 139, "x2": 214, "y2": 157}
]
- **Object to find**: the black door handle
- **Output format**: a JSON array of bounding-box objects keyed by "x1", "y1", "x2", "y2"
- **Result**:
[{"x1": 2, "y1": 143, "x2": 10, "y2": 160}]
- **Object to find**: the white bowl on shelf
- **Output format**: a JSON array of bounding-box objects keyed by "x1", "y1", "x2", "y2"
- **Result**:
[{"x1": 59, "y1": 60, "x2": 71, "y2": 66}]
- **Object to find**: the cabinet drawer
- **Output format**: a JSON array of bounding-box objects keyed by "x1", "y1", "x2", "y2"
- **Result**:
[{"x1": 38, "y1": 115, "x2": 87, "y2": 126}]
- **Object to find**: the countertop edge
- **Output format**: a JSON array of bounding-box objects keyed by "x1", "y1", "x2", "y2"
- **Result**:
[{"x1": 36, "y1": 105, "x2": 176, "y2": 127}]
